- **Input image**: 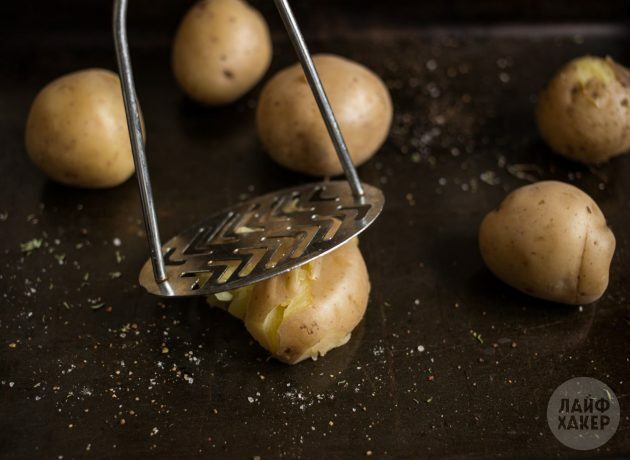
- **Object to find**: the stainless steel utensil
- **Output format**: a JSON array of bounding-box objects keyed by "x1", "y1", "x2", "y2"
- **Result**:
[{"x1": 113, "y1": 0, "x2": 384, "y2": 297}]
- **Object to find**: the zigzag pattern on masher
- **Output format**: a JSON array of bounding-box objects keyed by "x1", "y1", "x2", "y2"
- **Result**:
[{"x1": 139, "y1": 181, "x2": 383, "y2": 296}]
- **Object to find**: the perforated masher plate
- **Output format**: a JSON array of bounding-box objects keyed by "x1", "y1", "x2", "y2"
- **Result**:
[
  {"x1": 116, "y1": 0, "x2": 385, "y2": 297},
  {"x1": 139, "y1": 181, "x2": 384, "y2": 297}
]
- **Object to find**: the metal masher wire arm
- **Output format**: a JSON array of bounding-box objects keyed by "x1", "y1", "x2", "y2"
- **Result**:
[
  {"x1": 273, "y1": 0, "x2": 364, "y2": 198},
  {"x1": 113, "y1": 0, "x2": 384, "y2": 297}
]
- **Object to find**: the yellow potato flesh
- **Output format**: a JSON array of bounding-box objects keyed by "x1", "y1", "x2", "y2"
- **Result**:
[{"x1": 210, "y1": 239, "x2": 370, "y2": 364}]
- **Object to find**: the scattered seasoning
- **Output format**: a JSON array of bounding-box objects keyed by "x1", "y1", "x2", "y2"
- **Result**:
[
  {"x1": 54, "y1": 253, "x2": 66, "y2": 264},
  {"x1": 480, "y1": 170, "x2": 500, "y2": 186},
  {"x1": 8, "y1": 342, "x2": 17, "y2": 349},
  {"x1": 20, "y1": 238, "x2": 43, "y2": 253},
  {"x1": 506, "y1": 164, "x2": 543, "y2": 182},
  {"x1": 161, "y1": 346, "x2": 169, "y2": 354},
  {"x1": 0, "y1": 212, "x2": 8, "y2": 221},
  {"x1": 89, "y1": 302, "x2": 106, "y2": 311},
  {"x1": 470, "y1": 330, "x2": 484, "y2": 344},
  {"x1": 63, "y1": 301, "x2": 71, "y2": 310},
  {"x1": 108, "y1": 272, "x2": 122, "y2": 280},
  {"x1": 115, "y1": 250, "x2": 124, "y2": 264},
  {"x1": 425, "y1": 397, "x2": 433, "y2": 404}
]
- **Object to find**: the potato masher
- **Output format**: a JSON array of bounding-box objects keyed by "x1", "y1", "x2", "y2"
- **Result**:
[{"x1": 113, "y1": 0, "x2": 385, "y2": 297}]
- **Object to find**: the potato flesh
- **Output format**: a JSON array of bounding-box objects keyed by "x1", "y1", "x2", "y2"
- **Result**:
[
  {"x1": 572, "y1": 57, "x2": 616, "y2": 87},
  {"x1": 256, "y1": 267, "x2": 314, "y2": 354},
  {"x1": 479, "y1": 181, "x2": 615, "y2": 305},
  {"x1": 211, "y1": 239, "x2": 370, "y2": 364}
]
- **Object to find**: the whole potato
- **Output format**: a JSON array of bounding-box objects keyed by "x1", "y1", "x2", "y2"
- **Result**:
[
  {"x1": 256, "y1": 54, "x2": 393, "y2": 176},
  {"x1": 209, "y1": 239, "x2": 370, "y2": 364},
  {"x1": 172, "y1": 0, "x2": 272, "y2": 106},
  {"x1": 479, "y1": 181, "x2": 615, "y2": 305},
  {"x1": 25, "y1": 68, "x2": 140, "y2": 188},
  {"x1": 536, "y1": 56, "x2": 630, "y2": 163}
]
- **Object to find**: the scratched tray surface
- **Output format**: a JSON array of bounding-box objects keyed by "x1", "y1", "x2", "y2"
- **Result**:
[
  {"x1": 139, "y1": 181, "x2": 383, "y2": 296},
  {"x1": 1, "y1": 14, "x2": 630, "y2": 460}
]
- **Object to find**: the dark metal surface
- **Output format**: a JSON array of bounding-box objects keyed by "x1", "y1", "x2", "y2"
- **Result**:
[{"x1": 1, "y1": 3, "x2": 629, "y2": 459}]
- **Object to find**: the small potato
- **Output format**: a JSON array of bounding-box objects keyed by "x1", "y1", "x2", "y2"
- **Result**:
[
  {"x1": 536, "y1": 56, "x2": 630, "y2": 163},
  {"x1": 256, "y1": 54, "x2": 393, "y2": 176},
  {"x1": 479, "y1": 181, "x2": 615, "y2": 305},
  {"x1": 172, "y1": 0, "x2": 272, "y2": 105},
  {"x1": 209, "y1": 239, "x2": 370, "y2": 364},
  {"x1": 25, "y1": 69, "x2": 140, "y2": 188}
]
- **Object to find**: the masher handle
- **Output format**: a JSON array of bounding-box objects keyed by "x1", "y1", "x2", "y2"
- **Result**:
[
  {"x1": 113, "y1": 0, "x2": 167, "y2": 282},
  {"x1": 274, "y1": 0, "x2": 365, "y2": 198},
  {"x1": 112, "y1": 0, "x2": 366, "y2": 287}
]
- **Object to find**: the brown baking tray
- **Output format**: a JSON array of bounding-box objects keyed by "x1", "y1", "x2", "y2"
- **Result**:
[{"x1": 0, "y1": 1, "x2": 628, "y2": 458}]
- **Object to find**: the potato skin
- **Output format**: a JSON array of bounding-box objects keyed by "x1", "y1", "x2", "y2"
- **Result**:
[
  {"x1": 256, "y1": 54, "x2": 393, "y2": 176},
  {"x1": 536, "y1": 56, "x2": 630, "y2": 163},
  {"x1": 25, "y1": 69, "x2": 139, "y2": 188},
  {"x1": 479, "y1": 181, "x2": 615, "y2": 305},
  {"x1": 216, "y1": 239, "x2": 370, "y2": 364},
  {"x1": 172, "y1": 0, "x2": 272, "y2": 105}
]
